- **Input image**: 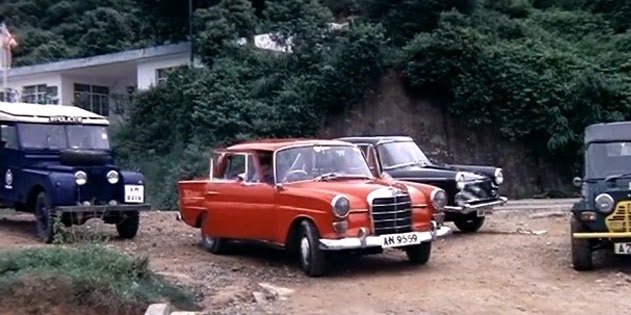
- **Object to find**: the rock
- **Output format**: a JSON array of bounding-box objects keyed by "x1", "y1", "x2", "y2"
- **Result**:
[
  {"x1": 258, "y1": 282, "x2": 294, "y2": 300},
  {"x1": 529, "y1": 211, "x2": 566, "y2": 219},
  {"x1": 252, "y1": 291, "x2": 268, "y2": 304},
  {"x1": 144, "y1": 303, "x2": 171, "y2": 315}
]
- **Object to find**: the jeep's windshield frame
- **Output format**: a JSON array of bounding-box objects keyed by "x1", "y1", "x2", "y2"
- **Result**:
[
  {"x1": 16, "y1": 123, "x2": 111, "y2": 151},
  {"x1": 585, "y1": 141, "x2": 631, "y2": 179}
]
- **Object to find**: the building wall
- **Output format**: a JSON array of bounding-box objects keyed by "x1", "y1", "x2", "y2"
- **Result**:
[
  {"x1": 5, "y1": 73, "x2": 62, "y2": 103},
  {"x1": 136, "y1": 53, "x2": 190, "y2": 90}
]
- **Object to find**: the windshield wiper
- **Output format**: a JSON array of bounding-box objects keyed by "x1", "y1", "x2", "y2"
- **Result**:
[
  {"x1": 316, "y1": 172, "x2": 340, "y2": 181},
  {"x1": 315, "y1": 173, "x2": 371, "y2": 181},
  {"x1": 604, "y1": 172, "x2": 631, "y2": 182},
  {"x1": 383, "y1": 162, "x2": 417, "y2": 170}
]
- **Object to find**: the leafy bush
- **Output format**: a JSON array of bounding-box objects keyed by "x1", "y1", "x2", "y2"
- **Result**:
[{"x1": 0, "y1": 245, "x2": 197, "y2": 314}]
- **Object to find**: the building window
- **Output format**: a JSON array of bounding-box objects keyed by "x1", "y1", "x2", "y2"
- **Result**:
[
  {"x1": 21, "y1": 84, "x2": 58, "y2": 104},
  {"x1": 73, "y1": 84, "x2": 110, "y2": 116},
  {"x1": 155, "y1": 67, "x2": 176, "y2": 85}
]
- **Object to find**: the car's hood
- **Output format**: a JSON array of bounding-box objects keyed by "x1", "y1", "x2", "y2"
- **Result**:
[
  {"x1": 386, "y1": 165, "x2": 486, "y2": 182},
  {"x1": 283, "y1": 178, "x2": 419, "y2": 206}
]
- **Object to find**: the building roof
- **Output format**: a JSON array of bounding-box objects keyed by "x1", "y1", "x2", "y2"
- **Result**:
[
  {"x1": 224, "y1": 139, "x2": 354, "y2": 152},
  {"x1": 0, "y1": 102, "x2": 109, "y2": 125},
  {"x1": 337, "y1": 136, "x2": 414, "y2": 145},
  {"x1": 585, "y1": 121, "x2": 631, "y2": 143},
  {"x1": 8, "y1": 42, "x2": 191, "y2": 78}
]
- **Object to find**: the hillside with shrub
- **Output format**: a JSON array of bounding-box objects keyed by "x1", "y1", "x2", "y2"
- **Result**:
[{"x1": 2, "y1": 0, "x2": 631, "y2": 208}]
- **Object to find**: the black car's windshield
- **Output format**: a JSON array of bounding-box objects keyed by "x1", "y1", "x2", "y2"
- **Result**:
[
  {"x1": 377, "y1": 141, "x2": 431, "y2": 170},
  {"x1": 17, "y1": 123, "x2": 110, "y2": 150},
  {"x1": 586, "y1": 142, "x2": 631, "y2": 179}
]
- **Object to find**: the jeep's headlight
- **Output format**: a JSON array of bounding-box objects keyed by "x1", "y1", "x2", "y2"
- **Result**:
[
  {"x1": 494, "y1": 168, "x2": 504, "y2": 185},
  {"x1": 74, "y1": 171, "x2": 87, "y2": 186},
  {"x1": 331, "y1": 195, "x2": 350, "y2": 218},
  {"x1": 106, "y1": 170, "x2": 119, "y2": 184},
  {"x1": 594, "y1": 193, "x2": 614, "y2": 213},
  {"x1": 431, "y1": 189, "x2": 447, "y2": 211},
  {"x1": 455, "y1": 172, "x2": 466, "y2": 190}
]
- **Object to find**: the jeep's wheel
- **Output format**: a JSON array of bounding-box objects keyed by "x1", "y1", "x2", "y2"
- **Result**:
[
  {"x1": 571, "y1": 214, "x2": 593, "y2": 271},
  {"x1": 116, "y1": 212, "x2": 139, "y2": 239},
  {"x1": 34, "y1": 192, "x2": 57, "y2": 244},
  {"x1": 405, "y1": 242, "x2": 432, "y2": 265},
  {"x1": 453, "y1": 212, "x2": 485, "y2": 233},
  {"x1": 298, "y1": 220, "x2": 327, "y2": 277}
]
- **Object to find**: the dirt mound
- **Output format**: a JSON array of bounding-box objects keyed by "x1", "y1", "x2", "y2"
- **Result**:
[{"x1": 0, "y1": 275, "x2": 145, "y2": 315}]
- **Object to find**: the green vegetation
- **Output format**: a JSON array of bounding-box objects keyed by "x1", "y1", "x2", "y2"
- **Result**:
[
  {"x1": 3, "y1": 0, "x2": 631, "y2": 205},
  {"x1": 0, "y1": 245, "x2": 198, "y2": 314}
]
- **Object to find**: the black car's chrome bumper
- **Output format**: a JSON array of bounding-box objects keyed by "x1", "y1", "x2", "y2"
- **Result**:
[
  {"x1": 54, "y1": 203, "x2": 151, "y2": 213},
  {"x1": 444, "y1": 196, "x2": 508, "y2": 214}
]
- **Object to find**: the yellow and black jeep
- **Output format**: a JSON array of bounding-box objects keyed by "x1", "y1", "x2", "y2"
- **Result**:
[{"x1": 571, "y1": 121, "x2": 631, "y2": 270}]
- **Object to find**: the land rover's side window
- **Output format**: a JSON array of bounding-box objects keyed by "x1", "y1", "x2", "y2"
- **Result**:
[
  {"x1": 222, "y1": 154, "x2": 247, "y2": 180},
  {"x1": 0, "y1": 125, "x2": 18, "y2": 150}
]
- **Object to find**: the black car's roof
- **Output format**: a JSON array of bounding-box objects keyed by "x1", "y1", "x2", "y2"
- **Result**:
[
  {"x1": 585, "y1": 121, "x2": 631, "y2": 144},
  {"x1": 337, "y1": 136, "x2": 414, "y2": 145}
]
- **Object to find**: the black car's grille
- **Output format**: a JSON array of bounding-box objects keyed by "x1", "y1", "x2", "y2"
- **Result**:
[
  {"x1": 371, "y1": 193, "x2": 413, "y2": 235},
  {"x1": 462, "y1": 179, "x2": 497, "y2": 201}
]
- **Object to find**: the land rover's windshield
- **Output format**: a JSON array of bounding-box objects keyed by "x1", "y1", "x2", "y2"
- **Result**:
[
  {"x1": 377, "y1": 141, "x2": 431, "y2": 170},
  {"x1": 586, "y1": 142, "x2": 631, "y2": 179},
  {"x1": 275, "y1": 145, "x2": 373, "y2": 183},
  {"x1": 17, "y1": 123, "x2": 110, "y2": 150}
]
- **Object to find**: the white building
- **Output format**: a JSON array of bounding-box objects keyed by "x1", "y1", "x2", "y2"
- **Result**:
[
  {"x1": 2, "y1": 42, "x2": 194, "y2": 121},
  {"x1": 1, "y1": 23, "x2": 347, "y2": 121}
]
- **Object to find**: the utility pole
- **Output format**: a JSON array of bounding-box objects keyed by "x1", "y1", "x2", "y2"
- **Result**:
[{"x1": 189, "y1": 0, "x2": 194, "y2": 66}]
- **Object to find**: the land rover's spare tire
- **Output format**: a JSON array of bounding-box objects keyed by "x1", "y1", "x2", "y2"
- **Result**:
[{"x1": 60, "y1": 149, "x2": 109, "y2": 166}]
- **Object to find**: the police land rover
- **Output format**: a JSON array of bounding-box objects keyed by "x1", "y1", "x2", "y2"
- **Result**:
[{"x1": 0, "y1": 101, "x2": 150, "y2": 243}]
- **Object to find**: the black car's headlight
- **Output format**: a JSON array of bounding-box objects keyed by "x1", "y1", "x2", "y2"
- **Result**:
[
  {"x1": 494, "y1": 168, "x2": 504, "y2": 186},
  {"x1": 331, "y1": 195, "x2": 350, "y2": 218},
  {"x1": 594, "y1": 193, "x2": 614, "y2": 213}
]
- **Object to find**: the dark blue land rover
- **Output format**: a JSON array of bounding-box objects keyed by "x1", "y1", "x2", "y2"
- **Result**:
[{"x1": 0, "y1": 102, "x2": 150, "y2": 243}]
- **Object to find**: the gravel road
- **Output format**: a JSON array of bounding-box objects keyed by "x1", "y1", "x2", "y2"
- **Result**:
[{"x1": 1, "y1": 199, "x2": 631, "y2": 315}]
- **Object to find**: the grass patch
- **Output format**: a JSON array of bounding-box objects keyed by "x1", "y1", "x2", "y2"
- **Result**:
[{"x1": 0, "y1": 245, "x2": 199, "y2": 315}]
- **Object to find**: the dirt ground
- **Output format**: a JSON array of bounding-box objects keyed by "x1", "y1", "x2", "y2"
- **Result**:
[{"x1": 2, "y1": 200, "x2": 631, "y2": 315}]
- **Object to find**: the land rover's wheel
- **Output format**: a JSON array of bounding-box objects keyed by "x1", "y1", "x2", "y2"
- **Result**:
[
  {"x1": 298, "y1": 220, "x2": 327, "y2": 277},
  {"x1": 34, "y1": 192, "x2": 57, "y2": 244},
  {"x1": 453, "y1": 212, "x2": 485, "y2": 232},
  {"x1": 571, "y1": 214, "x2": 593, "y2": 271},
  {"x1": 116, "y1": 212, "x2": 139, "y2": 239},
  {"x1": 405, "y1": 242, "x2": 431, "y2": 265}
]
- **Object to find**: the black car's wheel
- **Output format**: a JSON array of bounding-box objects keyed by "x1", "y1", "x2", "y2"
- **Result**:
[
  {"x1": 298, "y1": 220, "x2": 328, "y2": 277},
  {"x1": 405, "y1": 242, "x2": 431, "y2": 265},
  {"x1": 453, "y1": 212, "x2": 485, "y2": 232},
  {"x1": 116, "y1": 212, "x2": 140, "y2": 239},
  {"x1": 571, "y1": 214, "x2": 593, "y2": 271},
  {"x1": 34, "y1": 192, "x2": 57, "y2": 243}
]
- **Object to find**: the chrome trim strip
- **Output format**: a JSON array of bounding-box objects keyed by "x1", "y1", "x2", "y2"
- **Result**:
[{"x1": 445, "y1": 196, "x2": 508, "y2": 213}]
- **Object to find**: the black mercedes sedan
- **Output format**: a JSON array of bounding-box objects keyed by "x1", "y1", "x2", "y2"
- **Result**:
[{"x1": 338, "y1": 136, "x2": 508, "y2": 232}]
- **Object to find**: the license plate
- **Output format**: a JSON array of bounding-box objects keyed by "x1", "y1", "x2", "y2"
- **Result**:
[
  {"x1": 477, "y1": 208, "x2": 493, "y2": 217},
  {"x1": 614, "y1": 242, "x2": 631, "y2": 255},
  {"x1": 124, "y1": 185, "x2": 144, "y2": 203},
  {"x1": 381, "y1": 232, "x2": 423, "y2": 248}
]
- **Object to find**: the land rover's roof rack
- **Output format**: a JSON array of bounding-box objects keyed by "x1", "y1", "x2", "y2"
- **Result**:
[{"x1": 0, "y1": 101, "x2": 109, "y2": 125}]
